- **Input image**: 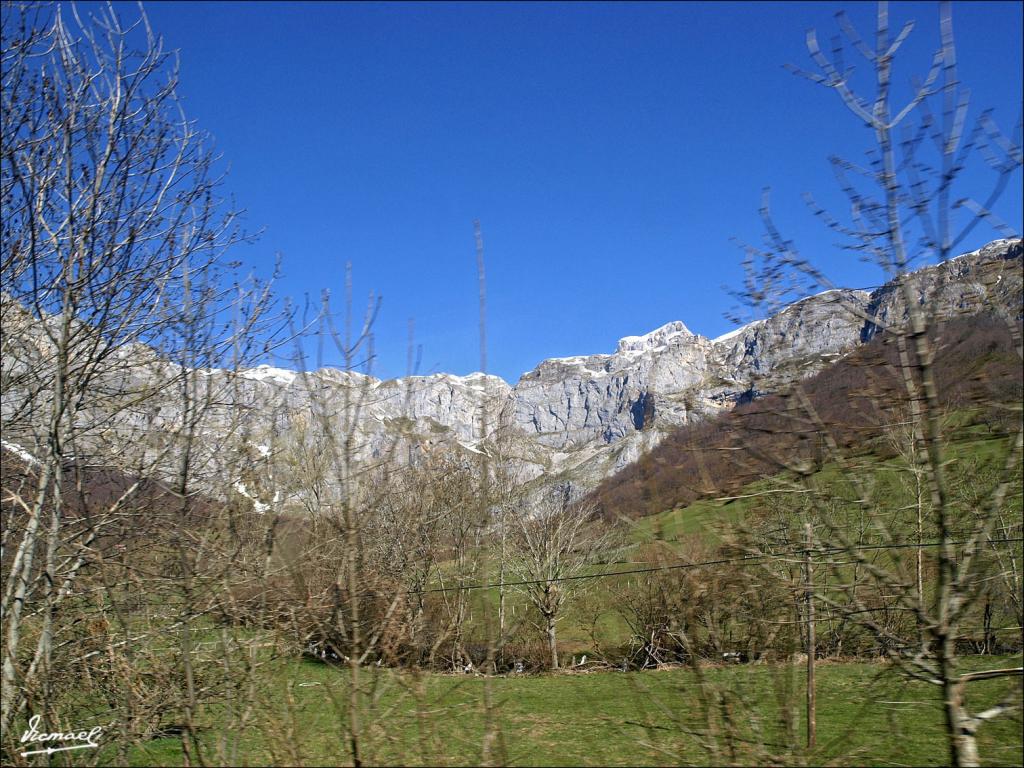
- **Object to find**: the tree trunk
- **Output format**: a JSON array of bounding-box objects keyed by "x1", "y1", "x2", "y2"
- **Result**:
[
  {"x1": 546, "y1": 615, "x2": 558, "y2": 670},
  {"x1": 942, "y1": 678, "x2": 980, "y2": 768},
  {"x1": 804, "y1": 522, "x2": 816, "y2": 750},
  {"x1": 497, "y1": 553, "x2": 506, "y2": 671},
  {"x1": 940, "y1": 632, "x2": 980, "y2": 768}
]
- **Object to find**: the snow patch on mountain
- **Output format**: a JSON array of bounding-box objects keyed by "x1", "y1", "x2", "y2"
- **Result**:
[
  {"x1": 239, "y1": 365, "x2": 297, "y2": 386},
  {"x1": 712, "y1": 319, "x2": 766, "y2": 344},
  {"x1": 949, "y1": 238, "x2": 1018, "y2": 262},
  {"x1": 617, "y1": 320, "x2": 692, "y2": 353},
  {"x1": 1, "y1": 439, "x2": 40, "y2": 467},
  {"x1": 233, "y1": 480, "x2": 279, "y2": 514}
]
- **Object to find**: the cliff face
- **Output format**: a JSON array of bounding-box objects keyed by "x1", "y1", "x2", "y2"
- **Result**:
[
  {"x1": 862, "y1": 239, "x2": 1024, "y2": 340},
  {"x1": 504, "y1": 239, "x2": 1020, "y2": 483},
  {"x1": 233, "y1": 238, "x2": 1023, "y2": 489},
  {"x1": 2, "y1": 239, "x2": 1021, "y2": 496}
]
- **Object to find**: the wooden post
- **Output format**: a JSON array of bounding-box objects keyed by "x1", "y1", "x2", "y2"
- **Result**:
[{"x1": 805, "y1": 521, "x2": 816, "y2": 750}]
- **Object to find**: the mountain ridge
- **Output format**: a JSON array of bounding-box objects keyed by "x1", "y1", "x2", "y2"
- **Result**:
[{"x1": 2, "y1": 239, "x2": 1020, "y2": 501}]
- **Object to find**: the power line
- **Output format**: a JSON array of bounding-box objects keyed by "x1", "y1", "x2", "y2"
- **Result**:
[{"x1": 405, "y1": 537, "x2": 1024, "y2": 596}]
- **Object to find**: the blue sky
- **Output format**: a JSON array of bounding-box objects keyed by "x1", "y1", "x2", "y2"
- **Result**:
[{"x1": 111, "y1": 1, "x2": 1021, "y2": 382}]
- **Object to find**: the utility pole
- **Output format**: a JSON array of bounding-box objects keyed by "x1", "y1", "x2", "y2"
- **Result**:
[{"x1": 805, "y1": 521, "x2": 816, "y2": 750}]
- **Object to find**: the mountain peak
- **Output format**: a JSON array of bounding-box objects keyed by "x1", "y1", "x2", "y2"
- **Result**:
[{"x1": 616, "y1": 320, "x2": 692, "y2": 354}]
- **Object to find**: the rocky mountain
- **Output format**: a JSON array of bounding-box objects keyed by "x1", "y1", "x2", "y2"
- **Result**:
[
  {"x1": 2, "y1": 239, "x2": 1020, "y2": 502},
  {"x1": 496, "y1": 238, "x2": 1019, "y2": 485},
  {"x1": 591, "y1": 307, "x2": 1024, "y2": 521}
]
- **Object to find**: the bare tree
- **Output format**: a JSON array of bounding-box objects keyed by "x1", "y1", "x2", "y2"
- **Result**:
[
  {"x1": 731, "y1": 3, "x2": 1023, "y2": 765},
  {"x1": 1, "y1": 4, "x2": 281, "y2": 761},
  {"x1": 435, "y1": 455, "x2": 485, "y2": 670},
  {"x1": 508, "y1": 487, "x2": 610, "y2": 670}
]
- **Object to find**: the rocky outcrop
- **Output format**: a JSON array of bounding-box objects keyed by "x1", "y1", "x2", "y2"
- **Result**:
[
  {"x1": 862, "y1": 239, "x2": 1023, "y2": 340},
  {"x1": 495, "y1": 239, "x2": 1020, "y2": 486},
  {"x1": 513, "y1": 321, "x2": 715, "y2": 451},
  {"x1": 712, "y1": 289, "x2": 869, "y2": 384}
]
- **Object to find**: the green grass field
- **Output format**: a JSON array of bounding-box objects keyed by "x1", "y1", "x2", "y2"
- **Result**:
[
  {"x1": 460, "y1": 422, "x2": 1023, "y2": 658},
  {"x1": 629, "y1": 419, "x2": 1017, "y2": 548},
  {"x1": 108, "y1": 655, "x2": 1022, "y2": 767},
  {"x1": 33, "y1": 419, "x2": 1020, "y2": 767}
]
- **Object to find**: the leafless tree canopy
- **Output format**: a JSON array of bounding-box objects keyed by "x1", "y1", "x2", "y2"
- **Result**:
[{"x1": 722, "y1": 3, "x2": 1023, "y2": 765}]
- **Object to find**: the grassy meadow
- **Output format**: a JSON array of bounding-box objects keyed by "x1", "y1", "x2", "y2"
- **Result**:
[
  {"x1": 103, "y1": 655, "x2": 1023, "y2": 767},
  {"x1": 20, "y1": 415, "x2": 1021, "y2": 767}
]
